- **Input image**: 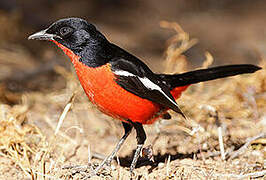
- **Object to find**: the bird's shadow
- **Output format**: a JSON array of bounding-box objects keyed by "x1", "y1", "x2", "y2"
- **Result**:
[{"x1": 117, "y1": 150, "x2": 196, "y2": 173}]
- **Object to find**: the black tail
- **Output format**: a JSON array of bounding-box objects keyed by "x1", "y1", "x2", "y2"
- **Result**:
[{"x1": 158, "y1": 64, "x2": 261, "y2": 90}]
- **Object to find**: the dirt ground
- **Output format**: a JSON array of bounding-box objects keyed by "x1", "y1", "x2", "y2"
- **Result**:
[{"x1": 0, "y1": 1, "x2": 265, "y2": 179}]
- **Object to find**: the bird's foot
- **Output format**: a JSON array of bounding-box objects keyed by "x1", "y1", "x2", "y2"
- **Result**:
[{"x1": 141, "y1": 145, "x2": 154, "y2": 162}]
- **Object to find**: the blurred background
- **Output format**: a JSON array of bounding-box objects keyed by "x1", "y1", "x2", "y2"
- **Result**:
[
  {"x1": 0, "y1": 1, "x2": 265, "y2": 178},
  {"x1": 0, "y1": 0, "x2": 265, "y2": 96}
]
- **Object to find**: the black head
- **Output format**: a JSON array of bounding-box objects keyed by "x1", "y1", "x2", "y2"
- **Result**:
[{"x1": 28, "y1": 18, "x2": 107, "y2": 53}]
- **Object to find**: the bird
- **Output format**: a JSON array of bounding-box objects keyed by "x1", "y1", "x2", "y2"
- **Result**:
[{"x1": 28, "y1": 17, "x2": 261, "y2": 174}]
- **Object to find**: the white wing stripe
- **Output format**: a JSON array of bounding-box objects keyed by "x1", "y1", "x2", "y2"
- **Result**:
[
  {"x1": 113, "y1": 70, "x2": 135, "y2": 77},
  {"x1": 114, "y1": 70, "x2": 178, "y2": 107},
  {"x1": 138, "y1": 77, "x2": 161, "y2": 91},
  {"x1": 138, "y1": 77, "x2": 178, "y2": 106}
]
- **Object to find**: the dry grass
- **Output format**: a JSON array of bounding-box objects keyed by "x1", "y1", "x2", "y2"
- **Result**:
[{"x1": 0, "y1": 21, "x2": 265, "y2": 179}]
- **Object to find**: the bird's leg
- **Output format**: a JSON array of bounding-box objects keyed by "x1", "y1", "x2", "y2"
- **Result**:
[
  {"x1": 94, "y1": 122, "x2": 132, "y2": 173},
  {"x1": 130, "y1": 122, "x2": 146, "y2": 173},
  {"x1": 105, "y1": 122, "x2": 133, "y2": 166}
]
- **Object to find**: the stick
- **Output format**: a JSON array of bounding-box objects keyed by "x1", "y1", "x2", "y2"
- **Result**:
[
  {"x1": 218, "y1": 126, "x2": 225, "y2": 160},
  {"x1": 216, "y1": 170, "x2": 266, "y2": 179},
  {"x1": 54, "y1": 92, "x2": 76, "y2": 136},
  {"x1": 229, "y1": 132, "x2": 266, "y2": 160},
  {"x1": 200, "y1": 105, "x2": 225, "y2": 160}
]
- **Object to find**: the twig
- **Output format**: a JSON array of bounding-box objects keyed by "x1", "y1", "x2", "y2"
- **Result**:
[
  {"x1": 91, "y1": 151, "x2": 107, "y2": 160},
  {"x1": 62, "y1": 164, "x2": 88, "y2": 170},
  {"x1": 166, "y1": 155, "x2": 171, "y2": 177},
  {"x1": 42, "y1": 161, "x2": 46, "y2": 180},
  {"x1": 202, "y1": 52, "x2": 213, "y2": 69},
  {"x1": 218, "y1": 126, "x2": 225, "y2": 160},
  {"x1": 64, "y1": 145, "x2": 80, "y2": 162},
  {"x1": 30, "y1": 170, "x2": 56, "y2": 179},
  {"x1": 54, "y1": 92, "x2": 76, "y2": 136},
  {"x1": 44, "y1": 116, "x2": 77, "y2": 145},
  {"x1": 215, "y1": 170, "x2": 266, "y2": 179},
  {"x1": 88, "y1": 145, "x2": 91, "y2": 165},
  {"x1": 198, "y1": 146, "x2": 234, "y2": 159},
  {"x1": 229, "y1": 132, "x2": 266, "y2": 160},
  {"x1": 200, "y1": 105, "x2": 225, "y2": 160}
]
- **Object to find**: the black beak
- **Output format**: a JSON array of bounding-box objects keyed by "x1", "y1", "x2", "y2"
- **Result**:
[{"x1": 28, "y1": 29, "x2": 60, "y2": 41}]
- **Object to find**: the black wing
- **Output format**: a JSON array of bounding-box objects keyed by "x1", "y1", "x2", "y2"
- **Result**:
[{"x1": 110, "y1": 58, "x2": 185, "y2": 118}]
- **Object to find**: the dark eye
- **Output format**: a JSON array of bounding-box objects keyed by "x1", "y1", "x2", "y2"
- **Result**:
[{"x1": 59, "y1": 27, "x2": 73, "y2": 37}]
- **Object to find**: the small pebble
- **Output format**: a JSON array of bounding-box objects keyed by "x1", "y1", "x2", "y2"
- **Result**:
[
  {"x1": 158, "y1": 162, "x2": 165, "y2": 169},
  {"x1": 251, "y1": 150, "x2": 263, "y2": 157},
  {"x1": 111, "y1": 165, "x2": 116, "y2": 171},
  {"x1": 202, "y1": 143, "x2": 208, "y2": 150}
]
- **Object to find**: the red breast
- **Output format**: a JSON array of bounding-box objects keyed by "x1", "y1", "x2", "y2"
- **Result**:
[{"x1": 53, "y1": 41, "x2": 189, "y2": 124}]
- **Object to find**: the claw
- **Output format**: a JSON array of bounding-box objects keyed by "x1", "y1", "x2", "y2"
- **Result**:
[{"x1": 141, "y1": 145, "x2": 154, "y2": 162}]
